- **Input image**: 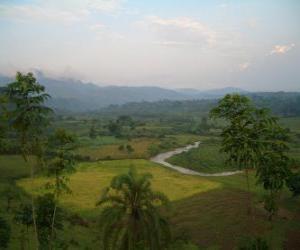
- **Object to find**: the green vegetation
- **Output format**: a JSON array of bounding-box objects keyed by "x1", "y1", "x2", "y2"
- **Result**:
[
  {"x1": 1, "y1": 73, "x2": 300, "y2": 249},
  {"x1": 18, "y1": 159, "x2": 220, "y2": 213},
  {"x1": 97, "y1": 168, "x2": 170, "y2": 250},
  {"x1": 167, "y1": 139, "x2": 237, "y2": 173}
]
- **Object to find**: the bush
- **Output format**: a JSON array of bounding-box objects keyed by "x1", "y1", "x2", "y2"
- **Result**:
[
  {"x1": 238, "y1": 236, "x2": 269, "y2": 250},
  {"x1": 0, "y1": 216, "x2": 11, "y2": 249},
  {"x1": 286, "y1": 172, "x2": 300, "y2": 196}
]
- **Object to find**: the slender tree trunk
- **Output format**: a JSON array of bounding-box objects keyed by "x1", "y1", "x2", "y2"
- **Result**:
[
  {"x1": 24, "y1": 154, "x2": 39, "y2": 250},
  {"x1": 21, "y1": 131, "x2": 39, "y2": 250},
  {"x1": 50, "y1": 204, "x2": 57, "y2": 250},
  {"x1": 50, "y1": 173, "x2": 59, "y2": 250},
  {"x1": 245, "y1": 168, "x2": 252, "y2": 215}
]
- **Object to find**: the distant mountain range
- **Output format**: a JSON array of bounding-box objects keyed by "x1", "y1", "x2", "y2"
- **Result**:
[{"x1": 0, "y1": 73, "x2": 248, "y2": 112}]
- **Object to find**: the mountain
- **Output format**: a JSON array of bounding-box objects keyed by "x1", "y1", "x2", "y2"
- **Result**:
[
  {"x1": 0, "y1": 73, "x2": 247, "y2": 112},
  {"x1": 176, "y1": 87, "x2": 247, "y2": 98}
]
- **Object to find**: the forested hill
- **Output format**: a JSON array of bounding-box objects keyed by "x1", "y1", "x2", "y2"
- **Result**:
[
  {"x1": 0, "y1": 73, "x2": 245, "y2": 112},
  {"x1": 1, "y1": 74, "x2": 299, "y2": 115},
  {"x1": 97, "y1": 92, "x2": 300, "y2": 118}
]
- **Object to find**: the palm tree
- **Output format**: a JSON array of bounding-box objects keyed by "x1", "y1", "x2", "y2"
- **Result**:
[{"x1": 97, "y1": 168, "x2": 171, "y2": 250}]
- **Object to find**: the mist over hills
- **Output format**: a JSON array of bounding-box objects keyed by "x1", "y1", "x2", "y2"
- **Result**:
[
  {"x1": 0, "y1": 73, "x2": 248, "y2": 112},
  {"x1": 1, "y1": 73, "x2": 299, "y2": 115}
]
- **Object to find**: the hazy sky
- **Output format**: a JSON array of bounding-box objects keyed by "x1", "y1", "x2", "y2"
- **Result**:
[{"x1": 0, "y1": 0, "x2": 299, "y2": 91}]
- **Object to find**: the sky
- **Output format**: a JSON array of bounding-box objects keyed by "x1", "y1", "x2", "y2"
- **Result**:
[{"x1": 0, "y1": 0, "x2": 299, "y2": 91}]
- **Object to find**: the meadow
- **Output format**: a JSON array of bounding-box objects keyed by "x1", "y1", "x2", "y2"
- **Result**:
[{"x1": 6, "y1": 157, "x2": 300, "y2": 249}]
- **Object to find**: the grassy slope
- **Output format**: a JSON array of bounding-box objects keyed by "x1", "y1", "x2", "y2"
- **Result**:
[
  {"x1": 17, "y1": 160, "x2": 300, "y2": 249},
  {"x1": 167, "y1": 140, "x2": 238, "y2": 173},
  {"x1": 18, "y1": 159, "x2": 220, "y2": 214}
]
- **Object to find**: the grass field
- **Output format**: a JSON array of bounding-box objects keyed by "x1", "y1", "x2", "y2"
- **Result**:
[
  {"x1": 167, "y1": 139, "x2": 238, "y2": 173},
  {"x1": 15, "y1": 159, "x2": 300, "y2": 249},
  {"x1": 1, "y1": 117, "x2": 300, "y2": 249},
  {"x1": 76, "y1": 134, "x2": 200, "y2": 160},
  {"x1": 18, "y1": 159, "x2": 220, "y2": 214}
]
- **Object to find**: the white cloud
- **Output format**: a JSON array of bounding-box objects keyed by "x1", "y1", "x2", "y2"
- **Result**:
[
  {"x1": 89, "y1": 23, "x2": 107, "y2": 30},
  {"x1": 88, "y1": 0, "x2": 125, "y2": 12},
  {"x1": 0, "y1": 0, "x2": 126, "y2": 24},
  {"x1": 0, "y1": 4, "x2": 90, "y2": 24},
  {"x1": 144, "y1": 16, "x2": 217, "y2": 47},
  {"x1": 239, "y1": 62, "x2": 250, "y2": 71},
  {"x1": 270, "y1": 44, "x2": 295, "y2": 55}
]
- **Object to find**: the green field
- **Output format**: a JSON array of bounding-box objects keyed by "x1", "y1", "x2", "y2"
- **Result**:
[
  {"x1": 1, "y1": 116, "x2": 300, "y2": 249},
  {"x1": 13, "y1": 159, "x2": 300, "y2": 249},
  {"x1": 167, "y1": 139, "x2": 238, "y2": 173},
  {"x1": 18, "y1": 159, "x2": 220, "y2": 214}
]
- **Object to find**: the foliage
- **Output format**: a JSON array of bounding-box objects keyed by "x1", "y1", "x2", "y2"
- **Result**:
[
  {"x1": 255, "y1": 119, "x2": 291, "y2": 219},
  {"x1": 209, "y1": 94, "x2": 291, "y2": 216},
  {"x1": 36, "y1": 193, "x2": 63, "y2": 249},
  {"x1": 96, "y1": 168, "x2": 171, "y2": 250},
  {"x1": 15, "y1": 203, "x2": 34, "y2": 229},
  {"x1": 238, "y1": 236, "x2": 269, "y2": 250},
  {"x1": 286, "y1": 172, "x2": 300, "y2": 196},
  {"x1": 89, "y1": 125, "x2": 97, "y2": 139},
  {"x1": 0, "y1": 216, "x2": 11, "y2": 249},
  {"x1": 4, "y1": 72, "x2": 52, "y2": 157},
  {"x1": 45, "y1": 128, "x2": 76, "y2": 197}
]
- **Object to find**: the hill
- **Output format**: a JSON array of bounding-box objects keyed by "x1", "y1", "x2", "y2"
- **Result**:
[{"x1": 0, "y1": 73, "x2": 246, "y2": 112}]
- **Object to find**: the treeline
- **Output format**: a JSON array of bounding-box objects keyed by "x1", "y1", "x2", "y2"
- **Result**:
[{"x1": 96, "y1": 92, "x2": 300, "y2": 119}]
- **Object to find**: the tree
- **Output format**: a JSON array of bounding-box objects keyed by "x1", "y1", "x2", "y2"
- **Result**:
[
  {"x1": 197, "y1": 116, "x2": 210, "y2": 134},
  {"x1": 0, "y1": 216, "x2": 11, "y2": 249},
  {"x1": 126, "y1": 144, "x2": 134, "y2": 154},
  {"x1": 256, "y1": 121, "x2": 291, "y2": 220},
  {"x1": 44, "y1": 128, "x2": 76, "y2": 248},
  {"x1": 15, "y1": 203, "x2": 34, "y2": 249},
  {"x1": 107, "y1": 120, "x2": 122, "y2": 137},
  {"x1": 1, "y1": 182, "x2": 20, "y2": 212},
  {"x1": 89, "y1": 125, "x2": 97, "y2": 139},
  {"x1": 210, "y1": 95, "x2": 277, "y2": 214},
  {"x1": 3, "y1": 72, "x2": 53, "y2": 249},
  {"x1": 210, "y1": 95, "x2": 259, "y2": 213},
  {"x1": 35, "y1": 194, "x2": 63, "y2": 250},
  {"x1": 97, "y1": 168, "x2": 171, "y2": 250}
]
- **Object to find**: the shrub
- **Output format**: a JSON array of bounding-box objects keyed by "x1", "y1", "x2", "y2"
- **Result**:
[
  {"x1": 286, "y1": 172, "x2": 300, "y2": 196},
  {"x1": 0, "y1": 216, "x2": 11, "y2": 249}
]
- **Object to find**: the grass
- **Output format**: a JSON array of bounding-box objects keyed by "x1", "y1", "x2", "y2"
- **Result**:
[
  {"x1": 77, "y1": 138, "x2": 159, "y2": 160},
  {"x1": 167, "y1": 139, "x2": 238, "y2": 173},
  {"x1": 16, "y1": 161, "x2": 300, "y2": 249},
  {"x1": 18, "y1": 159, "x2": 221, "y2": 214},
  {"x1": 76, "y1": 134, "x2": 201, "y2": 160}
]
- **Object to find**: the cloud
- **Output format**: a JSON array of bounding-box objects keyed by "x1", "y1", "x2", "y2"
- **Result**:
[
  {"x1": 88, "y1": 0, "x2": 125, "y2": 12},
  {"x1": 239, "y1": 62, "x2": 250, "y2": 71},
  {"x1": 0, "y1": 4, "x2": 90, "y2": 24},
  {"x1": 0, "y1": 0, "x2": 126, "y2": 24},
  {"x1": 89, "y1": 23, "x2": 107, "y2": 30},
  {"x1": 270, "y1": 44, "x2": 295, "y2": 55},
  {"x1": 144, "y1": 16, "x2": 217, "y2": 47}
]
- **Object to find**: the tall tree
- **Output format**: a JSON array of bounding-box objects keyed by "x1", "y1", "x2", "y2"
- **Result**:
[
  {"x1": 256, "y1": 124, "x2": 291, "y2": 220},
  {"x1": 44, "y1": 128, "x2": 76, "y2": 248},
  {"x1": 210, "y1": 94, "x2": 274, "y2": 214},
  {"x1": 4, "y1": 72, "x2": 53, "y2": 249},
  {"x1": 97, "y1": 168, "x2": 171, "y2": 250}
]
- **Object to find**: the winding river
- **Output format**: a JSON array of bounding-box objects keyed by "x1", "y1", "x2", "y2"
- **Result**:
[{"x1": 150, "y1": 141, "x2": 243, "y2": 177}]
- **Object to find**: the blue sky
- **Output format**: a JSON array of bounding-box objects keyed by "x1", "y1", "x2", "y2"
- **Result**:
[{"x1": 0, "y1": 0, "x2": 299, "y2": 91}]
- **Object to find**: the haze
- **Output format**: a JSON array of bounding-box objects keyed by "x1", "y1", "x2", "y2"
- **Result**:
[{"x1": 0, "y1": 0, "x2": 299, "y2": 91}]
